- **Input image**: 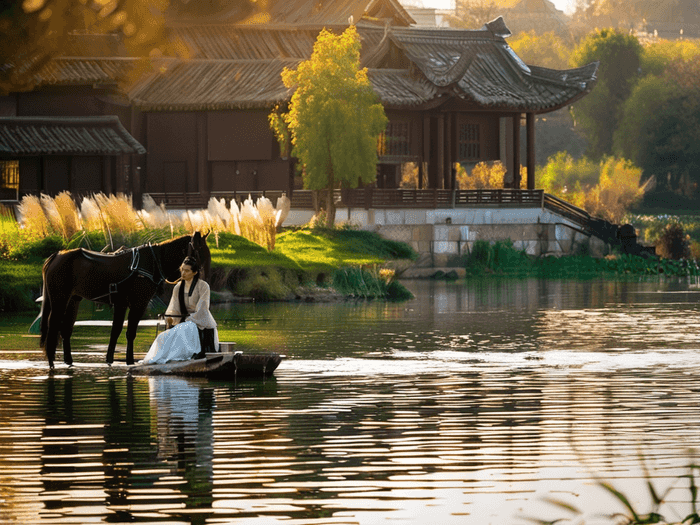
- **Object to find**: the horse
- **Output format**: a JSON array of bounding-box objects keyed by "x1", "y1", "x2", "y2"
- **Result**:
[{"x1": 39, "y1": 232, "x2": 211, "y2": 368}]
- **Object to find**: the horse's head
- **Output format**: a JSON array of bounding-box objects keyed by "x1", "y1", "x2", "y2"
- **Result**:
[
  {"x1": 188, "y1": 231, "x2": 211, "y2": 280},
  {"x1": 157, "y1": 231, "x2": 211, "y2": 283}
]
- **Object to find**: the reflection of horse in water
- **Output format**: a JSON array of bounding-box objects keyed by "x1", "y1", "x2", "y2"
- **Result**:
[{"x1": 39, "y1": 232, "x2": 210, "y2": 368}]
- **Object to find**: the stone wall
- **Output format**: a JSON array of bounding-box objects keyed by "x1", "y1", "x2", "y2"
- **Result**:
[{"x1": 284, "y1": 206, "x2": 611, "y2": 267}]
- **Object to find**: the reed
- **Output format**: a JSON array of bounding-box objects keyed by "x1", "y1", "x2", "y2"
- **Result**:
[
  {"x1": 7, "y1": 191, "x2": 292, "y2": 253},
  {"x1": 54, "y1": 191, "x2": 81, "y2": 239},
  {"x1": 523, "y1": 456, "x2": 700, "y2": 525},
  {"x1": 17, "y1": 194, "x2": 51, "y2": 238}
]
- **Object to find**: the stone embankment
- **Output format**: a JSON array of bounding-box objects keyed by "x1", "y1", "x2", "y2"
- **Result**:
[{"x1": 285, "y1": 206, "x2": 612, "y2": 269}]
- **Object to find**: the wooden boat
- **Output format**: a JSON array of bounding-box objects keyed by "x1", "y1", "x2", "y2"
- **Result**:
[{"x1": 129, "y1": 350, "x2": 283, "y2": 380}]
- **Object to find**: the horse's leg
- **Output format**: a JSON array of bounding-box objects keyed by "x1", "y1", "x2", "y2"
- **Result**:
[
  {"x1": 60, "y1": 296, "x2": 82, "y2": 366},
  {"x1": 46, "y1": 294, "x2": 70, "y2": 369},
  {"x1": 106, "y1": 303, "x2": 127, "y2": 365},
  {"x1": 125, "y1": 301, "x2": 148, "y2": 366}
]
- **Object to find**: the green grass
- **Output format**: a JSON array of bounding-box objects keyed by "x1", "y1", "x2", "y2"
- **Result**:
[
  {"x1": 0, "y1": 227, "x2": 417, "y2": 313},
  {"x1": 210, "y1": 232, "x2": 302, "y2": 270},
  {"x1": 274, "y1": 228, "x2": 416, "y2": 272}
]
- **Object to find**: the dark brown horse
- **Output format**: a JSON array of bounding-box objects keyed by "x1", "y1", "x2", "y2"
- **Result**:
[{"x1": 39, "y1": 232, "x2": 211, "y2": 368}]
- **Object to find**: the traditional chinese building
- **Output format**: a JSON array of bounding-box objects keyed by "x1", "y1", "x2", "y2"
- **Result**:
[{"x1": 0, "y1": 0, "x2": 598, "y2": 210}]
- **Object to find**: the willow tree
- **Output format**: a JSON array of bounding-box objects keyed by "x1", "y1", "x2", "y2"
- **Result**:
[{"x1": 270, "y1": 26, "x2": 387, "y2": 227}]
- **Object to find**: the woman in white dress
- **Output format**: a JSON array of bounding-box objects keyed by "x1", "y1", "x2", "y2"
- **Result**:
[{"x1": 140, "y1": 256, "x2": 219, "y2": 364}]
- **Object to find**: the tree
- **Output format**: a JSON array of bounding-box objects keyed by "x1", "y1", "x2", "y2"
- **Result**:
[
  {"x1": 537, "y1": 153, "x2": 647, "y2": 223},
  {"x1": 571, "y1": 0, "x2": 682, "y2": 32},
  {"x1": 614, "y1": 63, "x2": 700, "y2": 200},
  {"x1": 0, "y1": 0, "x2": 261, "y2": 94},
  {"x1": 445, "y1": 0, "x2": 506, "y2": 29},
  {"x1": 270, "y1": 26, "x2": 387, "y2": 227},
  {"x1": 569, "y1": 28, "x2": 642, "y2": 159},
  {"x1": 509, "y1": 31, "x2": 571, "y2": 70}
]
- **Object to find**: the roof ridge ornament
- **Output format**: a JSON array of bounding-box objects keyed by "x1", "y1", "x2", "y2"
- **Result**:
[{"x1": 482, "y1": 16, "x2": 512, "y2": 38}]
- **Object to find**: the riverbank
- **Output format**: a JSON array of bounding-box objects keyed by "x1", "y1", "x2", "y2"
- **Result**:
[{"x1": 0, "y1": 228, "x2": 419, "y2": 312}]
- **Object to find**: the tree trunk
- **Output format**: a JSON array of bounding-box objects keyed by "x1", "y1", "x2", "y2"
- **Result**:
[{"x1": 326, "y1": 165, "x2": 336, "y2": 227}]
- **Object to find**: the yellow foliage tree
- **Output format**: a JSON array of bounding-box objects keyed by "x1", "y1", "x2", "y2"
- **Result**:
[{"x1": 456, "y1": 161, "x2": 507, "y2": 189}]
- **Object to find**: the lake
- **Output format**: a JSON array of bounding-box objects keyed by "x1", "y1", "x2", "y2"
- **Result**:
[{"x1": 2, "y1": 278, "x2": 700, "y2": 524}]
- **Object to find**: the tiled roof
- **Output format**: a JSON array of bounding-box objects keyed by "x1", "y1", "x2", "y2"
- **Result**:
[
  {"x1": 34, "y1": 58, "x2": 137, "y2": 86},
  {"x1": 169, "y1": 26, "x2": 319, "y2": 60},
  {"x1": 128, "y1": 58, "x2": 297, "y2": 110},
  {"x1": 0, "y1": 116, "x2": 146, "y2": 155},
  {"x1": 386, "y1": 18, "x2": 597, "y2": 110},
  {"x1": 367, "y1": 69, "x2": 438, "y2": 107},
  {"x1": 29, "y1": 16, "x2": 597, "y2": 114}
]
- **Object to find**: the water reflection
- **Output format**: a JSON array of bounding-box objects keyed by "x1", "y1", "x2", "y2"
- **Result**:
[{"x1": 1, "y1": 279, "x2": 700, "y2": 524}]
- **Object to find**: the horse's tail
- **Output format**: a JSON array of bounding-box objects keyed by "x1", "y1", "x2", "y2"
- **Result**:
[{"x1": 39, "y1": 252, "x2": 58, "y2": 350}]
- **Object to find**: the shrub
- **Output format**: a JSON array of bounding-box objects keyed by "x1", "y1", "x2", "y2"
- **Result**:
[
  {"x1": 230, "y1": 267, "x2": 293, "y2": 302},
  {"x1": 465, "y1": 239, "x2": 530, "y2": 275},
  {"x1": 656, "y1": 222, "x2": 690, "y2": 260},
  {"x1": 539, "y1": 154, "x2": 648, "y2": 222},
  {"x1": 456, "y1": 161, "x2": 508, "y2": 189}
]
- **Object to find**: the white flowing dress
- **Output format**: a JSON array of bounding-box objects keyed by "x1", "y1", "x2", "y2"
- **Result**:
[{"x1": 140, "y1": 279, "x2": 219, "y2": 365}]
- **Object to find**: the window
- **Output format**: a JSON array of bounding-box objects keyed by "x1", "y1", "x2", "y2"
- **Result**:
[
  {"x1": 378, "y1": 121, "x2": 410, "y2": 157},
  {"x1": 459, "y1": 123, "x2": 481, "y2": 161},
  {"x1": 1, "y1": 160, "x2": 19, "y2": 190}
]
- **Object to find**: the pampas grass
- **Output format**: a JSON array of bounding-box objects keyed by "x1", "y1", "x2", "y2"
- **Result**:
[
  {"x1": 18, "y1": 195, "x2": 51, "y2": 238},
  {"x1": 8, "y1": 191, "x2": 291, "y2": 253}
]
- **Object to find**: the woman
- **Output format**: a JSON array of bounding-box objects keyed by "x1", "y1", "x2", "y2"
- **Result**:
[{"x1": 140, "y1": 256, "x2": 218, "y2": 364}]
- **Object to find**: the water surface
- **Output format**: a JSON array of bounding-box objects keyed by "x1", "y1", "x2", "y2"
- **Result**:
[{"x1": 2, "y1": 278, "x2": 700, "y2": 524}]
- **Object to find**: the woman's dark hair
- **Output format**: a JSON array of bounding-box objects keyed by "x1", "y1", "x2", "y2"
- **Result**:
[
  {"x1": 181, "y1": 256, "x2": 200, "y2": 273},
  {"x1": 177, "y1": 256, "x2": 201, "y2": 323}
]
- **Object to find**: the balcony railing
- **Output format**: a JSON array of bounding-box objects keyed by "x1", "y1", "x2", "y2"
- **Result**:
[
  {"x1": 143, "y1": 189, "x2": 619, "y2": 245},
  {"x1": 145, "y1": 189, "x2": 548, "y2": 210}
]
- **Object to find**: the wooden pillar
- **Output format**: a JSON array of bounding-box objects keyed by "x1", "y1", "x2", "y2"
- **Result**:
[
  {"x1": 130, "y1": 105, "x2": 144, "y2": 207},
  {"x1": 512, "y1": 113, "x2": 521, "y2": 189},
  {"x1": 197, "y1": 112, "x2": 208, "y2": 202},
  {"x1": 102, "y1": 156, "x2": 112, "y2": 194},
  {"x1": 437, "y1": 113, "x2": 444, "y2": 189},
  {"x1": 422, "y1": 114, "x2": 430, "y2": 189},
  {"x1": 526, "y1": 112, "x2": 536, "y2": 190},
  {"x1": 445, "y1": 113, "x2": 454, "y2": 189}
]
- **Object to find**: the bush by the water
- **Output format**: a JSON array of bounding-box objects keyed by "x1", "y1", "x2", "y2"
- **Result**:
[
  {"x1": 464, "y1": 239, "x2": 700, "y2": 278},
  {"x1": 655, "y1": 222, "x2": 691, "y2": 260},
  {"x1": 332, "y1": 266, "x2": 413, "y2": 301}
]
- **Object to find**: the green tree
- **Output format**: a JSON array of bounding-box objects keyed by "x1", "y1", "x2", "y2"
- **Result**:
[
  {"x1": 641, "y1": 39, "x2": 700, "y2": 77},
  {"x1": 614, "y1": 57, "x2": 700, "y2": 200},
  {"x1": 271, "y1": 26, "x2": 387, "y2": 227},
  {"x1": 509, "y1": 31, "x2": 571, "y2": 70},
  {"x1": 569, "y1": 28, "x2": 643, "y2": 159}
]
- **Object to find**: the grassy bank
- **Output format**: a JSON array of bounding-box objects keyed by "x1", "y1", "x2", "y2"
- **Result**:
[{"x1": 0, "y1": 227, "x2": 418, "y2": 312}]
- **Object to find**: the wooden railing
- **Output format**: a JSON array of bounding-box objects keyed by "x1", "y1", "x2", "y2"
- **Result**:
[
  {"x1": 542, "y1": 193, "x2": 620, "y2": 244},
  {"x1": 144, "y1": 188, "x2": 620, "y2": 245},
  {"x1": 294, "y1": 188, "x2": 546, "y2": 209}
]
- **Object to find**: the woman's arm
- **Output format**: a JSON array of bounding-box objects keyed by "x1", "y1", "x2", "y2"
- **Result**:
[{"x1": 164, "y1": 282, "x2": 181, "y2": 327}]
